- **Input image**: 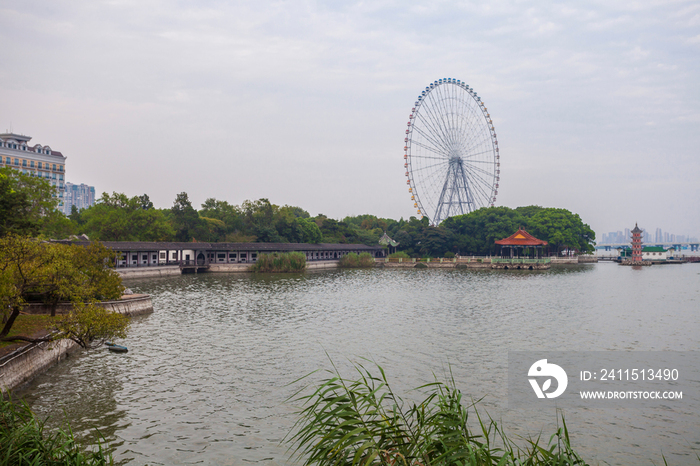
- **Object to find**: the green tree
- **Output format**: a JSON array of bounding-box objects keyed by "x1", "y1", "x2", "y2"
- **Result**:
[
  {"x1": 298, "y1": 217, "x2": 322, "y2": 243},
  {"x1": 69, "y1": 204, "x2": 81, "y2": 222},
  {"x1": 39, "y1": 209, "x2": 76, "y2": 239},
  {"x1": 171, "y1": 192, "x2": 206, "y2": 241},
  {"x1": 80, "y1": 193, "x2": 132, "y2": 240},
  {"x1": 139, "y1": 193, "x2": 154, "y2": 210},
  {"x1": 0, "y1": 235, "x2": 49, "y2": 337},
  {"x1": 316, "y1": 216, "x2": 343, "y2": 243},
  {"x1": 442, "y1": 207, "x2": 526, "y2": 255},
  {"x1": 80, "y1": 192, "x2": 174, "y2": 241},
  {"x1": 242, "y1": 198, "x2": 283, "y2": 242},
  {"x1": 52, "y1": 301, "x2": 129, "y2": 349},
  {"x1": 0, "y1": 167, "x2": 57, "y2": 237},
  {"x1": 417, "y1": 226, "x2": 455, "y2": 257},
  {"x1": 0, "y1": 236, "x2": 125, "y2": 341},
  {"x1": 200, "y1": 217, "x2": 227, "y2": 242},
  {"x1": 441, "y1": 206, "x2": 595, "y2": 255},
  {"x1": 524, "y1": 208, "x2": 596, "y2": 254},
  {"x1": 389, "y1": 216, "x2": 429, "y2": 256},
  {"x1": 281, "y1": 205, "x2": 310, "y2": 219},
  {"x1": 200, "y1": 198, "x2": 243, "y2": 238},
  {"x1": 129, "y1": 207, "x2": 174, "y2": 241}
]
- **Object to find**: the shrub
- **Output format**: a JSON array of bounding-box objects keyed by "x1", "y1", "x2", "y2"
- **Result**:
[
  {"x1": 52, "y1": 302, "x2": 130, "y2": 349},
  {"x1": 287, "y1": 362, "x2": 588, "y2": 466},
  {"x1": 339, "y1": 252, "x2": 375, "y2": 268},
  {"x1": 251, "y1": 252, "x2": 306, "y2": 273},
  {"x1": 388, "y1": 251, "x2": 410, "y2": 259},
  {"x1": 0, "y1": 397, "x2": 113, "y2": 465},
  {"x1": 444, "y1": 251, "x2": 455, "y2": 259}
]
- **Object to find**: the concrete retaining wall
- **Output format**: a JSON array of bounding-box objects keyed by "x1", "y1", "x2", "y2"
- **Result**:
[
  {"x1": 378, "y1": 257, "x2": 507, "y2": 269},
  {"x1": 118, "y1": 265, "x2": 181, "y2": 279},
  {"x1": 120, "y1": 261, "x2": 341, "y2": 275},
  {"x1": 100, "y1": 295, "x2": 153, "y2": 316},
  {"x1": 307, "y1": 261, "x2": 340, "y2": 270},
  {"x1": 0, "y1": 338, "x2": 79, "y2": 394},
  {"x1": 381, "y1": 261, "x2": 462, "y2": 268},
  {"x1": 24, "y1": 295, "x2": 153, "y2": 316},
  {"x1": 0, "y1": 294, "x2": 153, "y2": 393},
  {"x1": 207, "y1": 263, "x2": 252, "y2": 273},
  {"x1": 208, "y1": 261, "x2": 340, "y2": 272},
  {"x1": 377, "y1": 259, "x2": 562, "y2": 270}
]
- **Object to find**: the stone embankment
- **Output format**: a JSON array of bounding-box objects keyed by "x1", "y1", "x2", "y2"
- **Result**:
[
  {"x1": 620, "y1": 260, "x2": 652, "y2": 266},
  {"x1": 378, "y1": 258, "x2": 492, "y2": 269},
  {"x1": 24, "y1": 294, "x2": 154, "y2": 316},
  {"x1": 120, "y1": 261, "x2": 341, "y2": 278},
  {"x1": 0, "y1": 295, "x2": 153, "y2": 393},
  {"x1": 117, "y1": 256, "x2": 598, "y2": 278},
  {"x1": 117, "y1": 265, "x2": 182, "y2": 278},
  {"x1": 376, "y1": 255, "x2": 596, "y2": 269}
]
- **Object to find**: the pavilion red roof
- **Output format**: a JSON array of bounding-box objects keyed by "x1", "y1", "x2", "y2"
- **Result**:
[{"x1": 495, "y1": 228, "x2": 548, "y2": 246}]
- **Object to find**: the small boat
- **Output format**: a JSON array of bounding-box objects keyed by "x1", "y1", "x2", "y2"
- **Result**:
[{"x1": 106, "y1": 343, "x2": 128, "y2": 353}]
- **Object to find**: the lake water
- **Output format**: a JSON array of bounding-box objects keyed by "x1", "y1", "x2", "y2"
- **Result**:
[{"x1": 17, "y1": 264, "x2": 700, "y2": 465}]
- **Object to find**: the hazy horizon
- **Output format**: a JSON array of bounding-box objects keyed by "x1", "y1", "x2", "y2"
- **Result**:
[{"x1": 2, "y1": 0, "x2": 698, "y2": 237}]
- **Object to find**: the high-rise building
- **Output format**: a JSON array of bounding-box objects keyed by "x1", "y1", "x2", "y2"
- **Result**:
[
  {"x1": 63, "y1": 183, "x2": 96, "y2": 215},
  {"x1": 0, "y1": 133, "x2": 67, "y2": 207}
]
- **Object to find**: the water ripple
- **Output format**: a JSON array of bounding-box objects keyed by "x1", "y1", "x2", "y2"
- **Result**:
[{"x1": 17, "y1": 265, "x2": 700, "y2": 465}]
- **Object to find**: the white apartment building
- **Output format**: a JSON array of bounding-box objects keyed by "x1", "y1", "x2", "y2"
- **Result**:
[{"x1": 0, "y1": 132, "x2": 67, "y2": 207}]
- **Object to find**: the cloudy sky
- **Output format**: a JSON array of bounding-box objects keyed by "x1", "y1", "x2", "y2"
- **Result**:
[{"x1": 1, "y1": 0, "x2": 699, "y2": 238}]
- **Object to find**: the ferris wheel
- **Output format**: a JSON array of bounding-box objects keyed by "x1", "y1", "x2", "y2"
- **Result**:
[{"x1": 404, "y1": 78, "x2": 500, "y2": 225}]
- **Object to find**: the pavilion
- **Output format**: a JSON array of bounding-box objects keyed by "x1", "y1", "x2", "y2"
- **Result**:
[
  {"x1": 378, "y1": 232, "x2": 400, "y2": 255},
  {"x1": 495, "y1": 228, "x2": 548, "y2": 258},
  {"x1": 492, "y1": 228, "x2": 550, "y2": 269}
]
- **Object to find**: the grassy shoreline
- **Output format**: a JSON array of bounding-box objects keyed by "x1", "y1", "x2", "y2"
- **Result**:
[
  {"x1": 251, "y1": 252, "x2": 306, "y2": 273},
  {"x1": 0, "y1": 315, "x2": 54, "y2": 356},
  {"x1": 338, "y1": 252, "x2": 375, "y2": 268}
]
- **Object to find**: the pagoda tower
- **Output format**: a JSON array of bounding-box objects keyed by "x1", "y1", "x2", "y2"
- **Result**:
[{"x1": 631, "y1": 223, "x2": 643, "y2": 263}]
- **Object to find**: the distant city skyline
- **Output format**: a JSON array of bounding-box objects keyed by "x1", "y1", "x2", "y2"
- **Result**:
[{"x1": 600, "y1": 227, "x2": 699, "y2": 245}]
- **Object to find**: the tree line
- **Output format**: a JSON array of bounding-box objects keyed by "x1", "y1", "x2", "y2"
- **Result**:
[{"x1": 2, "y1": 167, "x2": 596, "y2": 257}]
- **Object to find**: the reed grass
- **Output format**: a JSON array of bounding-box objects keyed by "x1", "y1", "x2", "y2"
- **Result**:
[
  {"x1": 251, "y1": 252, "x2": 306, "y2": 273},
  {"x1": 287, "y1": 361, "x2": 589, "y2": 466},
  {"x1": 0, "y1": 396, "x2": 112, "y2": 465},
  {"x1": 339, "y1": 252, "x2": 376, "y2": 268}
]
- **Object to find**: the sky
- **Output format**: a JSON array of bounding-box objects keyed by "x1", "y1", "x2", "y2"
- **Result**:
[{"x1": 1, "y1": 0, "x2": 699, "y2": 238}]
